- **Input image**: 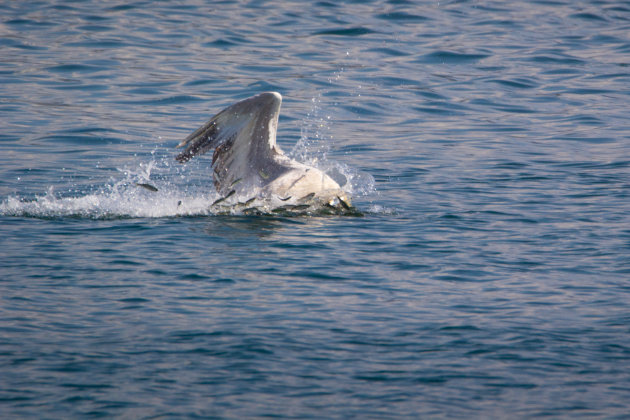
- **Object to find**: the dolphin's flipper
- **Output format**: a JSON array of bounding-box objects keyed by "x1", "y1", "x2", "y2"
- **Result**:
[{"x1": 175, "y1": 92, "x2": 288, "y2": 194}]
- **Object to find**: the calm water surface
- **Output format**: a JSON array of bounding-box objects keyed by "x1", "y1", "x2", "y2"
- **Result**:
[{"x1": 2, "y1": 0, "x2": 630, "y2": 418}]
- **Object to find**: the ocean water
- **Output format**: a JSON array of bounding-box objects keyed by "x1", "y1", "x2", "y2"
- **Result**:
[{"x1": 1, "y1": 0, "x2": 630, "y2": 418}]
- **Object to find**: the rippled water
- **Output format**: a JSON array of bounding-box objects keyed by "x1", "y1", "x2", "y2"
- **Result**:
[{"x1": 2, "y1": 0, "x2": 630, "y2": 418}]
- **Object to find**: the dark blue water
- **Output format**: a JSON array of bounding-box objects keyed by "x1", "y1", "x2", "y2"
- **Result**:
[{"x1": 2, "y1": 0, "x2": 630, "y2": 418}]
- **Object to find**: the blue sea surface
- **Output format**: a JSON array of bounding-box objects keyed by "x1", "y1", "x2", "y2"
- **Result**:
[{"x1": 2, "y1": 0, "x2": 630, "y2": 418}]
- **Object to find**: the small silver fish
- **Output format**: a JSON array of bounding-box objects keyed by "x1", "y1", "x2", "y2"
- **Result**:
[
  {"x1": 337, "y1": 196, "x2": 351, "y2": 210},
  {"x1": 243, "y1": 207, "x2": 262, "y2": 215},
  {"x1": 136, "y1": 183, "x2": 158, "y2": 192},
  {"x1": 298, "y1": 192, "x2": 315, "y2": 202},
  {"x1": 289, "y1": 204, "x2": 311, "y2": 211},
  {"x1": 212, "y1": 189, "x2": 236, "y2": 206}
]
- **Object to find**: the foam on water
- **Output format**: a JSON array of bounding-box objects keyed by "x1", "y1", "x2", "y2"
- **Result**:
[{"x1": 0, "y1": 170, "x2": 216, "y2": 220}]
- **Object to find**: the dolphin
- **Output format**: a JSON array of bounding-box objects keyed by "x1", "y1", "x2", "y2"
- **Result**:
[{"x1": 175, "y1": 92, "x2": 351, "y2": 212}]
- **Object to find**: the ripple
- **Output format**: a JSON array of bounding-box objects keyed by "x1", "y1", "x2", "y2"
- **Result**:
[
  {"x1": 121, "y1": 95, "x2": 203, "y2": 105},
  {"x1": 376, "y1": 11, "x2": 430, "y2": 22},
  {"x1": 313, "y1": 27, "x2": 376, "y2": 36},
  {"x1": 489, "y1": 78, "x2": 538, "y2": 89},
  {"x1": 417, "y1": 50, "x2": 490, "y2": 64},
  {"x1": 527, "y1": 55, "x2": 586, "y2": 65},
  {"x1": 570, "y1": 12, "x2": 607, "y2": 22},
  {"x1": 45, "y1": 64, "x2": 103, "y2": 74}
]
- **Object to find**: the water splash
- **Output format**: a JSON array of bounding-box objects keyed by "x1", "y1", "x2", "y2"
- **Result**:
[
  {"x1": 289, "y1": 94, "x2": 333, "y2": 165},
  {"x1": 1, "y1": 97, "x2": 377, "y2": 219},
  {"x1": 0, "y1": 146, "x2": 217, "y2": 219},
  {"x1": 290, "y1": 93, "x2": 376, "y2": 199}
]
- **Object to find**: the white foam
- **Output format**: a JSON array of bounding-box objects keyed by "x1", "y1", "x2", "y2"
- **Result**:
[{"x1": 0, "y1": 180, "x2": 217, "y2": 219}]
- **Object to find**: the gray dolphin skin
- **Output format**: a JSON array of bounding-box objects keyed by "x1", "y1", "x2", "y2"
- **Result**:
[{"x1": 175, "y1": 92, "x2": 352, "y2": 212}]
